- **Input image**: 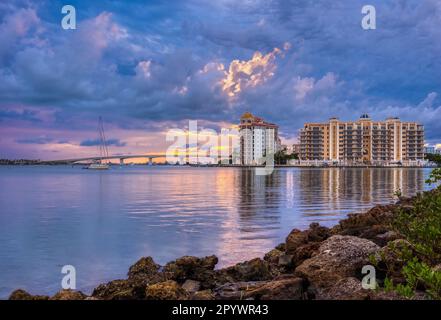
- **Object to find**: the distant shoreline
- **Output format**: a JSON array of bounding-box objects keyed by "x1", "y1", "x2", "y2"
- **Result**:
[{"x1": 0, "y1": 163, "x2": 437, "y2": 169}]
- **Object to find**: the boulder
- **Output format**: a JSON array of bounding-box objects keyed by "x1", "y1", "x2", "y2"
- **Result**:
[
  {"x1": 219, "y1": 258, "x2": 272, "y2": 282},
  {"x1": 50, "y1": 289, "x2": 87, "y2": 300},
  {"x1": 295, "y1": 235, "x2": 380, "y2": 288},
  {"x1": 9, "y1": 289, "x2": 49, "y2": 300},
  {"x1": 245, "y1": 277, "x2": 307, "y2": 300},
  {"x1": 313, "y1": 277, "x2": 372, "y2": 300},
  {"x1": 128, "y1": 256, "x2": 160, "y2": 279},
  {"x1": 163, "y1": 255, "x2": 218, "y2": 289},
  {"x1": 145, "y1": 280, "x2": 188, "y2": 300},
  {"x1": 286, "y1": 223, "x2": 330, "y2": 255}
]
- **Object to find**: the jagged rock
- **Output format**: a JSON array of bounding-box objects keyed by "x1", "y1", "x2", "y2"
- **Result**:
[
  {"x1": 245, "y1": 277, "x2": 307, "y2": 300},
  {"x1": 92, "y1": 279, "x2": 147, "y2": 300},
  {"x1": 219, "y1": 258, "x2": 272, "y2": 282},
  {"x1": 182, "y1": 280, "x2": 201, "y2": 293},
  {"x1": 50, "y1": 289, "x2": 87, "y2": 300},
  {"x1": 9, "y1": 289, "x2": 49, "y2": 300},
  {"x1": 295, "y1": 235, "x2": 380, "y2": 288},
  {"x1": 163, "y1": 255, "x2": 218, "y2": 289},
  {"x1": 145, "y1": 280, "x2": 188, "y2": 300},
  {"x1": 286, "y1": 223, "x2": 330, "y2": 254},
  {"x1": 332, "y1": 204, "x2": 396, "y2": 245},
  {"x1": 128, "y1": 256, "x2": 160, "y2": 279},
  {"x1": 191, "y1": 289, "x2": 215, "y2": 300},
  {"x1": 374, "y1": 231, "x2": 401, "y2": 246}
]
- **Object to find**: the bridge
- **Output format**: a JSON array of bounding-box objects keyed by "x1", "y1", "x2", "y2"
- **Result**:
[{"x1": 41, "y1": 154, "x2": 168, "y2": 165}]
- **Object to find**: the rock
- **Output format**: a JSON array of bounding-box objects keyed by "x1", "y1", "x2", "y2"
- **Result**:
[
  {"x1": 220, "y1": 258, "x2": 272, "y2": 282},
  {"x1": 264, "y1": 249, "x2": 284, "y2": 264},
  {"x1": 278, "y1": 255, "x2": 294, "y2": 268},
  {"x1": 128, "y1": 256, "x2": 160, "y2": 279},
  {"x1": 50, "y1": 289, "x2": 87, "y2": 300},
  {"x1": 313, "y1": 277, "x2": 372, "y2": 300},
  {"x1": 295, "y1": 235, "x2": 380, "y2": 288},
  {"x1": 164, "y1": 255, "x2": 218, "y2": 289},
  {"x1": 191, "y1": 289, "x2": 215, "y2": 300},
  {"x1": 214, "y1": 281, "x2": 267, "y2": 300},
  {"x1": 332, "y1": 204, "x2": 396, "y2": 245},
  {"x1": 374, "y1": 231, "x2": 401, "y2": 246},
  {"x1": 245, "y1": 277, "x2": 307, "y2": 300},
  {"x1": 373, "y1": 239, "x2": 415, "y2": 283},
  {"x1": 145, "y1": 280, "x2": 188, "y2": 300},
  {"x1": 182, "y1": 280, "x2": 201, "y2": 293},
  {"x1": 9, "y1": 289, "x2": 49, "y2": 300},
  {"x1": 286, "y1": 223, "x2": 330, "y2": 254},
  {"x1": 291, "y1": 242, "x2": 321, "y2": 267},
  {"x1": 92, "y1": 279, "x2": 147, "y2": 300}
]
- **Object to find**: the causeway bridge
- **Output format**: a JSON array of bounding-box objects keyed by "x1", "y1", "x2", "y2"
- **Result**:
[{"x1": 41, "y1": 154, "x2": 167, "y2": 165}]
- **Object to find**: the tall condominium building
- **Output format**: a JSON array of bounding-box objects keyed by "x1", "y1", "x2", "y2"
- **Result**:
[
  {"x1": 239, "y1": 112, "x2": 279, "y2": 165},
  {"x1": 299, "y1": 114, "x2": 425, "y2": 164}
]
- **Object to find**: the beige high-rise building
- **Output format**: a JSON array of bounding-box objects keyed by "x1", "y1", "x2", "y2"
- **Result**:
[{"x1": 299, "y1": 114, "x2": 424, "y2": 165}]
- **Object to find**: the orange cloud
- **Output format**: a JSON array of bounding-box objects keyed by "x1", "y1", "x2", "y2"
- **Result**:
[{"x1": 221, "y1": 43, "x2": 290, "y2": 98}]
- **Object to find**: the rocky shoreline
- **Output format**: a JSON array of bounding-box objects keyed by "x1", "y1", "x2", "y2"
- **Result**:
[{"x1": 9, "y1": 187, "x2": 441, "y2": 300}]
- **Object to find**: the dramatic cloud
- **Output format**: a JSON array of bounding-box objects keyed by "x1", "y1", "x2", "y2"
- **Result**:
[{"x1": 0, "y1": 0, "x2": 440, "y2": 159}]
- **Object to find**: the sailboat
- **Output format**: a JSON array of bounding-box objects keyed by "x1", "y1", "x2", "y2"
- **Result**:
[{"x1": 86, "y1": 117, "x2": 109, "y2": 170}]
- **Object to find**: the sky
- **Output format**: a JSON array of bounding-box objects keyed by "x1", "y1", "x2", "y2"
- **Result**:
[{"x1": 1, "y1": 0, "x2": 441, "y2": 160}]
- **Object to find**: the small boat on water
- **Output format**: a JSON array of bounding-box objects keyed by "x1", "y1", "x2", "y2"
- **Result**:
[{"x1": 85, "y1": 117, "x2": 110, "y2": 170}]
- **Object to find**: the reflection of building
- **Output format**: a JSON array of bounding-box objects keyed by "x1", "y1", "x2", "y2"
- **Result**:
[
  {"x1": 299, "y1": 114, "x2": 425, "y2": 165},
  {"x1": 239, "y1": 112, "x2": 279, "y2": 165}
]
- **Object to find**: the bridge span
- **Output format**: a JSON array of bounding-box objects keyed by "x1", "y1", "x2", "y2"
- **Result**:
[{"x1": 42, "y1": 154, "x2": 167, "y2": 165}]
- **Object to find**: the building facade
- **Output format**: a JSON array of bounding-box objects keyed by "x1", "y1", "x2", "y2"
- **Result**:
[
  {"x1": 239, "y1": 112, "x2": 278, "y2": 165},
  {"x1": 299, "y1": 114, "x2": 425, "y2": 165}
]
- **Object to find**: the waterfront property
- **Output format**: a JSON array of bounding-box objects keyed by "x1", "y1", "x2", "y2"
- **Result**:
[
  {"x1": 299, "y1": 114, "x2": 425, "y2": 166},
  {"x1": 239, "y1": 112, "x2": 279, "y2": 165}
]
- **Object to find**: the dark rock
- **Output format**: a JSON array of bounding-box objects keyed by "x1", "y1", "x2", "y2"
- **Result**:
[
  {"x1": 286, "y1": 223, "x2": 330, "y2": 255},
  {"x1": 50, "y1": 289, "x2": 87, "y2": 300},
  {"x1": 145, "y1": 280, "x2": 189, "y2": 300},
  {"x1": 92, "y1": 279, "x2": 147, "y2": 300},
  {"x1": 163, "y1": 255, "x2": 218, "y2": 289},
  {"x1": 219, "y1": 258, "x2": 272, "y2": 282},
  {"x1": 128, "y1": 256, "x2": 160, "y2": 279},
  {"x1": 278, "y1": 255, "x2": 294, "y2": 268},
  {"x1": 332, "y1": 204, "x2": 397, "y2": 245},
  {"x1": 9, "y1": 289, "x2": 49, "y2": 300},
  {"x1": 373, "y1": 239, "x2": 415, "y2": 283},
  {"x1": 295, "y1": 235, "x2": 380, "y2": 288}
]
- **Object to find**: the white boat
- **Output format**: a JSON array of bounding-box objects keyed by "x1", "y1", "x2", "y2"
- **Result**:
[
  {"x1": 87, "y1": 163, "x2": 109, "y2": 170},
  {"x1": 86, "y1": 117, "x2": 110, "y2": 170}
]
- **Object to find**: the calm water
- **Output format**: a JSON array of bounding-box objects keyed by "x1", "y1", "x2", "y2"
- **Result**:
[{"x1": 0, "y1": 166, "x2": 433, "y2": 298}]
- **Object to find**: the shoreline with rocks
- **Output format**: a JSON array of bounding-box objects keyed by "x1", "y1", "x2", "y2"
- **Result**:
[{"x1": 9, "y1": 186, "x2": 441, "y2": 300}]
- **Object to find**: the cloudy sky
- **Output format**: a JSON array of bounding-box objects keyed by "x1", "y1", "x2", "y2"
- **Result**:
[{"x1": 1, "y1": 0, "x2": 441, "y2": 159}]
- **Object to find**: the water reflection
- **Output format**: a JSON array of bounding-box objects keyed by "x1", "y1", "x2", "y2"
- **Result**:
[{"x1": 0, "y1": 166, "x2": 432, "y2": 298}]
